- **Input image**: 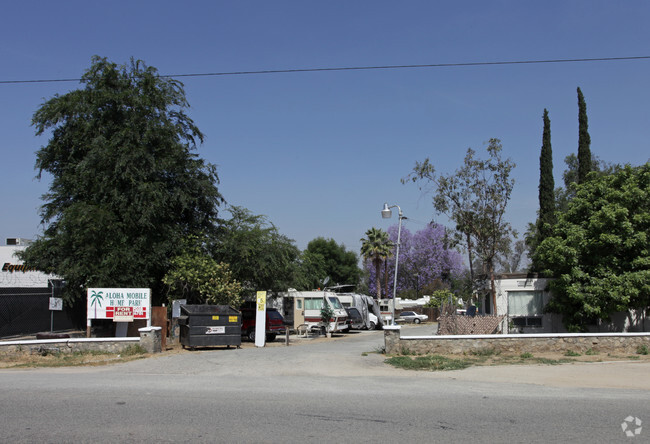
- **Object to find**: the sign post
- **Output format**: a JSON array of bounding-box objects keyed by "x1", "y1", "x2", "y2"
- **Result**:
[
  {"x1": 47, "y1": 278, "x2": 63, "y2": 332},
  {"x1": 48, "y1": 297, "x2": 63, "y2": 332},
  {"x1": 255, "y1": 291, "x2": 267, "y2": 348}
]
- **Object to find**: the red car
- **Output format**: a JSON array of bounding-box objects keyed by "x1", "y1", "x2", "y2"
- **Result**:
[{"x1": 240, "y1": 308, "x2": 286, "y2": 342}]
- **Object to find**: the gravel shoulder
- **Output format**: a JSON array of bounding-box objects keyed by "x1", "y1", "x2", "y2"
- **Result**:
[{"x1": 3, "y1": 325, "x2": 650, "y2": 391}]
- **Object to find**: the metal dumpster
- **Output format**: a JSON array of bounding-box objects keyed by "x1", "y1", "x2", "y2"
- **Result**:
[{"x1": 178, "y1": 305, "x2": 241, "y2": 349}]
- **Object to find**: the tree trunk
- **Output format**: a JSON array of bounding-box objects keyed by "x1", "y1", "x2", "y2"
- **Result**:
[
  {"x1": 374, "y1": 259, "x2": 382, "y2": 299},
  {"x1": 466, "y1": 231, "x2": 475, "y2": 284},
  {"x1": 384, "y1": 260, "x2": 389, "y2": 299}
]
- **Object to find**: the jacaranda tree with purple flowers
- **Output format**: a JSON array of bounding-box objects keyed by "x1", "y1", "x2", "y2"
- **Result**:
[{"x1": 365, "y1": 223, "x2": 464, "y2": 299}]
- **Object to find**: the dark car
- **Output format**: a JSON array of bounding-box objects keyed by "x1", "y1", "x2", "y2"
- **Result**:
[
  {"x1": 345, "y1": 307, "x2": 364, "y2": 330},
  {"x1": 240, "y1": 308, "x2": 286, "y2": 342}
]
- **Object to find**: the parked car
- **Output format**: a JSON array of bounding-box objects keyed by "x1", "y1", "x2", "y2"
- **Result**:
[
  {"x1": 240, "y1": 308, "x2": 286, "y2": 342},
  {"x1": 398, "y1": 311, "x2": 429, "y2": 324},
  {"x1": 345, "y1": 307, "x2": 364, "y2": 330}
]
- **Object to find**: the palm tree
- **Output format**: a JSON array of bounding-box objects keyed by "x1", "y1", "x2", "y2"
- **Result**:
[{"x1": 360, "y1": 228, "x2": 393, "y2": 299}]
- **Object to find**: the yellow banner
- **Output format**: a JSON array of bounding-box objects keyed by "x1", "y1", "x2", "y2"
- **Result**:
[{"x1": 256, "y1": 291, "x2": 267, "y2": 312}]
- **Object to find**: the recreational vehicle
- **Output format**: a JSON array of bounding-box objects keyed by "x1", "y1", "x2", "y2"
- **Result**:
[
  {"x1": 379, "y1": 298, "x2": 403, "y2": 325},
  {"x1": 328, "y1": 286, "x2": 383, "y2": 330},
  {"x1": 284, "y1": 289, "x2": 349, "y2": 333}
]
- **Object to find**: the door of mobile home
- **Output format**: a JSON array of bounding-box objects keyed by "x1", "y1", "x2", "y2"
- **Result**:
[{"x1": 293, "y1": 296, "x2": 305, "y2": 328}]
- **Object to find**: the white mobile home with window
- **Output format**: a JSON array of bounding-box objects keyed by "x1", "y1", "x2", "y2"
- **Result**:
[
  {"x1": 494, "y1": 273, "x2": 649, "y2": 333},
  {"x1": 285, "y1": 289, "x2": 348, "y2": 333},
  {"x1": 494, "y1": 273, "x2": 561, "y2": 333}
]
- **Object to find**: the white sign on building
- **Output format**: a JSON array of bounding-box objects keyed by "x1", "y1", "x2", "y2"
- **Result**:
[{"x1": 0, "y1": 246, "x2": 59, "y2": 288}]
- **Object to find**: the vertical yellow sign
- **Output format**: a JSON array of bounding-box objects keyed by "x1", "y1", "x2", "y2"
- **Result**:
[
  {"x1": 255, "y1": 291, "x2": 267, "y2": 347},
  {"x1": 256, "y1": 291, "x2": 266, "y2": 312}
]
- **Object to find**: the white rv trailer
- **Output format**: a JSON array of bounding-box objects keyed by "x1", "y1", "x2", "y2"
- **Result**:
[
  {"x1": 378, "y1": 298, "x2": 405, "y2": 325},
  {"x1": 327, "y1": 285, "x2": 383, "y2": 330},
  {"x1": 283, "y1": 289, "x2": 349, "y2": 333}
]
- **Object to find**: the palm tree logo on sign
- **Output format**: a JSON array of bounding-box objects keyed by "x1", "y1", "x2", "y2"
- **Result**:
[{"x1": 90, "y1": 290, "x2": 104, "y2": 318}]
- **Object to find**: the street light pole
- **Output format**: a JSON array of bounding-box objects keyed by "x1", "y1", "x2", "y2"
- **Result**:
[{"x1": 381, "y1": 203, "x2": 404, "y2": 326}]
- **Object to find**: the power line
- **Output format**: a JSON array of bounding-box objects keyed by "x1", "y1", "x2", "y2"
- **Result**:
[{"x1": 1, "y1": 55, "x2": 649, "y2": 85}]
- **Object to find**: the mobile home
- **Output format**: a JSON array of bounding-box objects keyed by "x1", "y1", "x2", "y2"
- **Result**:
[
  {"x1": 329, "y1": 288, "x2": 383, "y2": 330},
  {"x1": 282, "y1": 289, "x2": 349, "y2": 333},
  {"x1": 378, "y1": 298, "x2": 403, "y2": 325}
]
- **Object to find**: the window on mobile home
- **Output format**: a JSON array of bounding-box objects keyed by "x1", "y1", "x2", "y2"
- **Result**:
[
  {"x1": 509, "y1": 291, "x2": 544, "y2": 328},
  {"x1": 509, "y1": 291, "x2": 544, "y2": 316},
  {"x1": 305, "y1": 298, "x2": 324, "y2": 310},
  {"x1": 328, "y1": 297, "x2": 343, "y2": 309}
]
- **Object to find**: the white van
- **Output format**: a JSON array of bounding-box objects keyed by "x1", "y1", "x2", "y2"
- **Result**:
[{"x1": 289, "y1": 290, "x2": 348, "y2": 333}]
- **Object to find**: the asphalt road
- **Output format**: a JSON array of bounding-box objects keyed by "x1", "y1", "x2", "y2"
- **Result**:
[{"x1": 1, "y1": 325, "x2": 648, "y2": 443}]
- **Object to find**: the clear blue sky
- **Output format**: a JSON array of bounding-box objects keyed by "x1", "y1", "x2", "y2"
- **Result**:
[{"x1": 2, "y1": 1, "x2": 649, "y2": 256}]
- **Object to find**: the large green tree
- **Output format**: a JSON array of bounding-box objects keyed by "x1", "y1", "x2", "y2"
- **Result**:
[
  {"x1": 163, "y1": 238, "x2": 242, "y2": 306},
  {"x1": 20, "y1": 57, "x2": 223, "y2": 306},
  {"x1": 556, "y1": 153, "x2": 621, "y2": 212},
  {"x1": 360, "y1": 227, "x2": 393, "y2": 298},
  {"x1": 304, "y1": 237, "x2": 361, "y2": 288},
  {"x1": 537, "y1": 163, "x2": 650, "y2": 331},
  {"x1": 577, "y1": 87, "x2": 592, "y2": 184},
  {"x1": 213, "y1": 206, "x2": 300, "y2": 295},
  {"x1": 292, "y1": 250, "x2": 327, "y2": 291},
  {"x1": 405, "y1": 138, "x2": 516, "y2": 313}
]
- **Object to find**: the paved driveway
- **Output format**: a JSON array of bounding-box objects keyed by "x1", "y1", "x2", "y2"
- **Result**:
[
  {"x1": 2, "y1": 324, "x2": 649, "y2": 443},
  {"x1": 129, "y1": 323, "x2": 650, "y2": 390}
]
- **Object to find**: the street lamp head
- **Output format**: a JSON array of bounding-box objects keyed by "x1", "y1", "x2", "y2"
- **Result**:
[{"x1": 381, "y1": 203, "x2": 392, "y2": 219}]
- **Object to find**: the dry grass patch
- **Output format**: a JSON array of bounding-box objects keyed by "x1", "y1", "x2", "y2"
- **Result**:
[
  {"x1": 0, "y1": 345, "x2": 148, "y2": 369},
  {"x1": 385, "y1": 349, "x2": 650, "y2": 371}
]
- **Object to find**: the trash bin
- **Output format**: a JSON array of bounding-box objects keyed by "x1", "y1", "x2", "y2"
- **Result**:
[{"x1": 178, "y1": 305, "x2": 241, "y2": 349}]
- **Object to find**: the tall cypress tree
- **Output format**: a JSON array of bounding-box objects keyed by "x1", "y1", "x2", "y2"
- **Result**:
[
  {"x1": 538, "y1": 109, "x2": 555, "y2": 240},
  {"x1": 529, "y1": 109, "x2": 556, "y2": 272},
  {"x1": 577, "y1": 87, "x2": 591, "y2": 184}
]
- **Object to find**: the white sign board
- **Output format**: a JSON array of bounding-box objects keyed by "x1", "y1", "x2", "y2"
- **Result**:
[
  {"x1": 87, "y1": 288, "x2": 151, "y2": 321},
  {"x1": 49, "y1": 297, "x2": 63, "y2": 311}
]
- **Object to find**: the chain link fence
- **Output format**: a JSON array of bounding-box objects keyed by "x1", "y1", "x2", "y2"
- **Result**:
[{"x1": 0, "y1": 287, "x2": 76, "y2": 338}]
